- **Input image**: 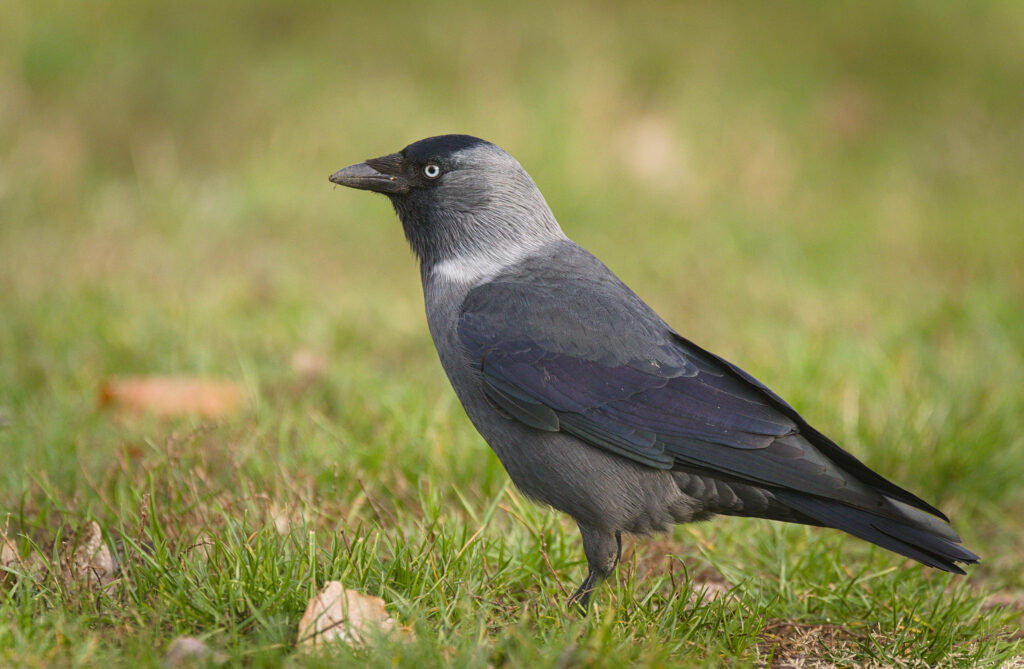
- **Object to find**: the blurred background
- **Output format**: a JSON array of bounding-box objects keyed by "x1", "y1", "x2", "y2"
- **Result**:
[{"x1": 2, "y1": 0, "x2": 1023, "y2": 589}]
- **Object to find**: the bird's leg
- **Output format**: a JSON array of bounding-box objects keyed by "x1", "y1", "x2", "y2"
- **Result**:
[
  {"x1": 567, "y1": 568, "x2": 600, "y2": 611},
  {"x1": 567, "y1": 524, "x2": 622, "y2": 611}
]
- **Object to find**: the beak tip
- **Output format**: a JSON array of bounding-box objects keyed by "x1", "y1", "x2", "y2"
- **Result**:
[{"x1": 328, "y1": 158, "x2": 409, "y2": 195}]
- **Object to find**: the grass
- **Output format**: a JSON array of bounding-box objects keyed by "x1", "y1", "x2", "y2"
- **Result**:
[{"x1": 2, "y1": 0, "x2": 1024, "y2": 666}]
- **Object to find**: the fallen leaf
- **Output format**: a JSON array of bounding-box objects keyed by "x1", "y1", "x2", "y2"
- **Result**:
[
  {"x1": 0, "y1": 526, "x2": 45, "y2": 582},
  {"x1": 1, "y1": 528, "x2": 18, "y2": 569},
  {"x1": 99, "y1": 376, "x2": 244, "y2": 418},
  {"x1": 67, "y1": 521, "x2": 117, "y2": 586},
  {"x1": 187, "y1": 531, "x2": 216, "y2": 562},
  {"x1": 297, "y1": 581, "x2": 396, "y2": 647},
  {"x1": 163, "y1": 636, "x2": 226, "y2": 667},
  {"x1": 268, "y1": 503, "x2": 310, "y2": 536}
]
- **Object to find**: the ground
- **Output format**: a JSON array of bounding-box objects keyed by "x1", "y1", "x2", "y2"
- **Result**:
[{"x1": 1, "y1": 1, "x2": 1023, "y2": 666}]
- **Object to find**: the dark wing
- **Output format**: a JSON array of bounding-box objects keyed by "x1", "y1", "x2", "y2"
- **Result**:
[{"x1": 457, "y1": 245, "x2": 945, "y2": 520}]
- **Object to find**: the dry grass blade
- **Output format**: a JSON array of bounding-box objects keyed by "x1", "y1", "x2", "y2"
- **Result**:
[{"x1": 758, "y1": 621, "x2": 862, "y2": 669}]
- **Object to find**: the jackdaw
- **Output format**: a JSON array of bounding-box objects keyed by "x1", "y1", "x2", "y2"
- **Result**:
[{"x1": 329, "y1": 134, "x2": 978, "y2": 608}]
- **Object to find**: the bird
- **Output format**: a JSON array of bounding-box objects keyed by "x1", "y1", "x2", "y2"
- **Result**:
[{"x1": 329, "y1": 134, "x2": 979, "y2": 608}]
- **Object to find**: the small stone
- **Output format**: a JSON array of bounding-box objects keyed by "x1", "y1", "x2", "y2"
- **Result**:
[{"x1": 163, "y1": 636, "x2": 225, "y2": 667}]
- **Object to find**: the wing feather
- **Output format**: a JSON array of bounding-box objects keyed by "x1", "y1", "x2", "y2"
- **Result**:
[{"x1": 457, "y1": 245, "x2": 945, "y2": 519}]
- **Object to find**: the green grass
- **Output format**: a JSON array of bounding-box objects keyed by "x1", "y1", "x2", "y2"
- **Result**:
[{"x1": 2, "y1": 1, "x2": 1024, "y2": 666}]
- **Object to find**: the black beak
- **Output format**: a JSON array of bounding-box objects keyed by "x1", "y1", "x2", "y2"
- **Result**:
[{"x1": 329, "y1": 152, "x2": 410, "y2": 194}]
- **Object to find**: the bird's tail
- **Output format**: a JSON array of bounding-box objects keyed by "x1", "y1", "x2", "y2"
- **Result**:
[{"x1": 774, "y1": 490, "x2": 979, "y2": 573}]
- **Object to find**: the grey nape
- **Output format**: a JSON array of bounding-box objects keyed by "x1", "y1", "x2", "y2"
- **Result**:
[{"x1": 329, "y1": 134, "x2": 978, "y2": 610}]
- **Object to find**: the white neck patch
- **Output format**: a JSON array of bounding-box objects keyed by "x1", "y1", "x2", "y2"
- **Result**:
[{"x1": 431, "y1": 248, "x2": 530, "y2": 286}]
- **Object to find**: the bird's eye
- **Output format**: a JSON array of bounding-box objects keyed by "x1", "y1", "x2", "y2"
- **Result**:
[{"x1": 423, "y1": 163, "x2": 441, "y2": 179}]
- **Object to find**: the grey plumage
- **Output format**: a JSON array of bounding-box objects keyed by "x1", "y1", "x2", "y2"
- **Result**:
[{"x1": 329, "y1": 134, "x2": 978, "y2": 608}]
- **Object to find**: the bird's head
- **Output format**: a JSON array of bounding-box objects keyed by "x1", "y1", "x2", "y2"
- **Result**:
[{"x1": 330, "y1": 135, "x2": 564, "y2": 278}]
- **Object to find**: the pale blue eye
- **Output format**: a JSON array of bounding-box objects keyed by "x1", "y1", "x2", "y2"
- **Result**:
[{"x1": 423, "y1": 163, "x2": 441, "y2": 179}]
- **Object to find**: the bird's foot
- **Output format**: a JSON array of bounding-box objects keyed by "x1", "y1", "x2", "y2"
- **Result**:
[{"x1": 566, "y1": 569, "x2": 600, "y2": 612}]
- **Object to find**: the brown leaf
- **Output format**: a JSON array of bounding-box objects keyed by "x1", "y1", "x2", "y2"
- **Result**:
[
  {"x1": 99, "y1": 376, "x2": 244, "y2": 418},
  {"x1": 1, "y1": 528, "x2": 18, "y2": 569},
  {"x1": 187, "y1": 532, "x2": 216, "y2": 563},
  {"x1": 66, "y1": 521, "x2": 117, "y2": 587},
  {"x1": 297, "y1": 581, "x2": 397, "y2": 647},
  {"x1": 1, "y1": 525, "x2": 44, "y2": 581},
  {"x1": 268, "y1": 503, "x2": 311, "y2": 536}
]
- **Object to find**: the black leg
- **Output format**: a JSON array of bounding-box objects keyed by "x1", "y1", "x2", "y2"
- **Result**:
[
  {"x1": 567, "y1": 569, "x2": 600, "y2": 610},
  {"x1": 567, "y1": 523, "x2": 622, "y2": 611}
]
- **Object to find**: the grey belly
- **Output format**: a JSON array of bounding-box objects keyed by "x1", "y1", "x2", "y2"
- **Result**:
[{"x1": 457, "y1": 387, "x2": 702, "y2": 534}]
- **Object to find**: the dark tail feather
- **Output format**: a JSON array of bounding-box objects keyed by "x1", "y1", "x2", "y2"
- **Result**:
[{"x1": 774, "y1": 491, "x2": 980, "y2": 573}]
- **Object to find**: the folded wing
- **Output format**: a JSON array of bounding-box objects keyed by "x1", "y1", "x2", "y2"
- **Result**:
[{"x1": 457, "y1": 245, "x2": 958, "y2": 532}]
